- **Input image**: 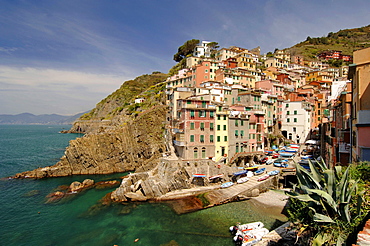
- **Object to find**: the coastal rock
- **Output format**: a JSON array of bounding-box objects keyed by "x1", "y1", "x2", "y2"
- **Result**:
[
  {"x1": 95, "y1": 180, "x2": 120, "y2": 189},
  {"x1": 45, "y1": 191, "x2": 65, "y2": 203},
  {"x1": 124, "y1": 191, "x2": 147, "y2": 201},
  {"x1": 110, "y1": 159, "x2": 235, "y2": 203},
  {"x1": 13, "y1": 105, "x2": 169, "y2": 179},
  {"x1": 69, "y1": 179, "x2": 94, "y2": 192}
]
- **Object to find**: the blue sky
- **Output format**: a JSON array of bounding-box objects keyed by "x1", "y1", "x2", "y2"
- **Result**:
[{"x1": 0, "y1": 0, "x2": 369, "y2": 115}]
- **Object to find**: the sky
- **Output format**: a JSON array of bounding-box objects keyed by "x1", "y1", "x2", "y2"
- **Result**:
[{"x1": 0, "y1": 0, "x2": 369, "y2": 115}]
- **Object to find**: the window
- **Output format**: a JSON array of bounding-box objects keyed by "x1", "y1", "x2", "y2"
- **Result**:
[
  {"x1": 223, "y1": 125, "x2": 227, "y2": 131},
  {"x1": 223, "y1": 115, "x2": 227, "y2": 120},
  {"x1": 202, "y1": 148, "x2": 206, "y2": 159},
  {"x1": 190, "y1": 122, "x2": 195, "y2": 130},
  {"x1": 199, "y1": 110, "x2": 206, "y2": 117},
  {"x1": 241, "y1": 120, "x2": 244, "y2": 126},
  {"x1": 235, "y1": 120, "x2": 238, "y2": 126},
  {"x1": 217, "y1": 115, "x2": 221, "y2": 120},
  {"x1": 286, "y1": 104, "x2": 289, "y2": 108},
  {"x1": 202, "y1": 101, "x2": 206, "y2": 108},
  {"x1": 190, "y1": 135, "x2": 195, "y2": 142},
  {"x1": 190, "y1": 110, "x2": 195, "y2": 118},
  {"x1": 187, "y1": 101, "x2": 191, "y2": 104},
  {"x1": 287, "y1": 111, "x2": 290, "y2": 115},
  {"x1": 294, "y1": 110, "x2": 297, "y2": 115},
  {"x1": 294, "y1": 118, "x2": 297, "y2": 123},
  {"x1": 287, "y1": 118, "x2": 290, "y2": 123},
  {"x1": 194, "y1": 148, "x2": 198, "y2": 159},
  {"x1": 210, "y1": 135, "x2": 214, "y2": 142},
  {"x1": 241, "y1": 130, "x2": 244, "y2": 137},
  {"x1": 217, "y1": 136, "x2": 221, "y2": 142},
  {"x1": 235, "y1": 130, "x2": 239, "y2": 136},
  {"x1": 236, "y1": 143, "x2": 239, "y2": 153},
  {"x1": 217, "y1": 125, "x2": 221, "y2": 131},
  {"x1": 200, "y1": 135, "x2": 204, "y2": 143},
  {"x1": 210, "y1": 111, "x2": 214, "y2": 118},
  {"x1": 200, "y1": 122, "x2": 204, "y2": 130},
  {"x1": 224, "y1": 136, "x2": 228, "y2": 141},
  {"x1": 210, "y1": 123, "x2": 214, "y2": 130},
  {"x1": 293, "y1": 127, "x2": 296, "y2": 133}
]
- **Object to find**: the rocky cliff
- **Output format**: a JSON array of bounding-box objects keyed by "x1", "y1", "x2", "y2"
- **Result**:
[
  {"x1": 14, "y1": 72, "x2": 170, "y2": 178},
  {"x1": 14, "y1": 105, "x2": 169, "y2": 178}
]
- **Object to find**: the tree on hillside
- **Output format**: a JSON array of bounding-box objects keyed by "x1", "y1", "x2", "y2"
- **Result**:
[
  {"x1": 207, "y1": 41, "x2": 219, "y2": 58},
  {"x1": 173, "y1": 39, "x2": 200, "y2": 62}
]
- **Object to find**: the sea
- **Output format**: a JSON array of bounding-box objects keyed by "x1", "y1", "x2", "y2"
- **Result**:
[{"x1": 0, "y1": 125, "x2": 286, "y2": 246}]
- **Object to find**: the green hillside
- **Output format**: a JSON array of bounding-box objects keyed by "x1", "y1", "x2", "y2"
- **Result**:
[{"x1": 287, "y1": 24, "x2": 370, "y2": 61}]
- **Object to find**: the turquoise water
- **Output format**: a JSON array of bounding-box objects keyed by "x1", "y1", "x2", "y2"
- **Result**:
[{"x1": 0, "y1": 125, "x2": 285, "y2": 246}]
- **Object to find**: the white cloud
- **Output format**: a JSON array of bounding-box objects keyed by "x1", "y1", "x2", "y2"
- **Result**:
[{"x1": 0, "y1": 66, "x2": 130, "y2": 115}]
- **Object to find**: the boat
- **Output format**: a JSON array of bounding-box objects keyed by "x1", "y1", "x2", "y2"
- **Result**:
[
  {"x1": 282, "y1": 167, "x2": 296, "y2": 172},
  {"x1": 246, "y1": 171, "x2": 254, "y2": 177},
  {"x1": 229, "y1": 221, "x2": 264, "y2": 236},
  {"x1": 284, "y1": 148, "x2": 298, "y2": 153},
  {"x1": 233, "y1": 228, "x2": 269, "y2": 246},
  {"x1": 290, "y1": 144, "x2": 300, "y2": 149},
  {"x1": 233, "y1": 170, "x2": 248, "y2": 176},
  {"x1": 268, "y1": 170, "x2": 280, "y2": 176},
  {"x1": 266, "y1": 159, "x2": 274, "y2": 165},
  {"x1": 257, "y1": 174, "x2": 270, "y2": 181},
  {"x1": 192, "y1": 174, "x2": 206, "y2": 178},
  {"x1": 254, "y1": 167, "x2": 265, "y2": 175},
  {"x1": 244, "y1": 166, "x2": 258, "y2": 171},
  {"x1": 273, "y1": 162, "x2": 288, "y2": 168},
  {"x1": 209, "y1": 174, "x2": 223, "y2": 180},
  {"x1": 220, "y1": 182, "x2": 234, "y2": 188},
  {"x1": 279, "y1": 152, "x2": 295, "y2": 158},
  {"x1": 237, "y1": 176, "x2": 249, "y2": 184}
]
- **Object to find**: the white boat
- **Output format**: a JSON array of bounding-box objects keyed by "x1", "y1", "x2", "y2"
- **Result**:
[
  {"x1": 268, "y1": 170, "x2": 280, "y2": 176},
  {"x1": 220, "y1": 182, "x2": 234, "y2": 188},
  {"x1": 233, "y1": 228, "x2": 269, "y2": 246},
  {"x1": 237, "y1": 176, "x2": 249, "y2": 184},
  {"x1": 257, "y1": 174, "x2": 270, "y2": 181},
  {"x1": 229, "y1": 221, "x2": 264, "y2": 236}
]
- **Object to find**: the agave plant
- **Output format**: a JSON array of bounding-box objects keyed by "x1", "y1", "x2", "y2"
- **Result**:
[{"x1": 276, "y1": 158, "x2": 365, "y2": 245}]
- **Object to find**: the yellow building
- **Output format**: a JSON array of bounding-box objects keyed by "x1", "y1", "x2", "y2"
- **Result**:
[{"x1": 214, "y1": 106, "x2": 229, "y2": 161}]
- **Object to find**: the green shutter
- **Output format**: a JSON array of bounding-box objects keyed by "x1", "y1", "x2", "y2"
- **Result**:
[
  {"x1": 210, "y1": 123, "x2": 214, "y2": 130},
  {"x1": 200, "y1": 135, "x2": 204, "y2": 142},
  {"x1": 190, "y1": 135, "x2": 194, "y2": 142},
  {"x1": 190, "y1": 110, "x2": 195, "y2": 117},
  {"x1": 210, "y1": 135, "x2": 214, "y2": 142}
]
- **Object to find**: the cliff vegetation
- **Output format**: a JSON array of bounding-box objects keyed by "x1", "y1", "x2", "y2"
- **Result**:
[{"x1": 287, "y1": 24, "x2": 370, "y2": 62}]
